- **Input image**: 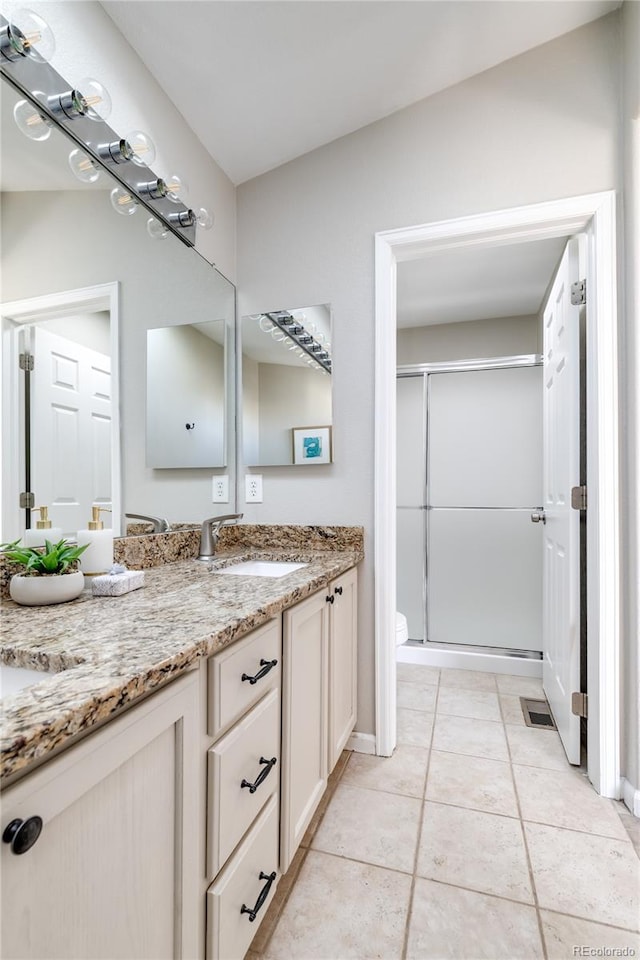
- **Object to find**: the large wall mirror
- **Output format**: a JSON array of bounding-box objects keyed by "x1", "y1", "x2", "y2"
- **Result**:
[
  {"x1": 1, "y1": 81, "x2": 236, "y2": 542},
  {"x1": 242, "y1": 305, "x2": 332, "y2": 467}
]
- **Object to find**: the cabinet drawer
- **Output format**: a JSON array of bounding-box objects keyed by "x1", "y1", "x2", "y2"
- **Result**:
[
  {"x1": 207, "y1": 688, "x2": 280, "y2": 878},
  {"x1": 206, "y1": 793, "x2": 280, "y2": 960},
  {"x1": 208, "y1": 618, "x2": 281, "y2": 738}
]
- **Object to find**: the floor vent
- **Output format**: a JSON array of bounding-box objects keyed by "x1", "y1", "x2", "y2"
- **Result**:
[{"x1": 520, "y1": 698, "x2": 557, "y2": 730}]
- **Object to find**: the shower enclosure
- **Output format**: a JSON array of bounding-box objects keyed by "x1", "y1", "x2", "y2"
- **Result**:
[{"x1": 397, "y1": 355, "x2": 543, "y2": 657}]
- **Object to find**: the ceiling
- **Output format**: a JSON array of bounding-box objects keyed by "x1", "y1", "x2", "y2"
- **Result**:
[
  {"x1": 396, "y1": 237, "x2": 567, "y2": 327},
  {"x1": 101, "y1": 0, "x2": 618, "y2": 185}
]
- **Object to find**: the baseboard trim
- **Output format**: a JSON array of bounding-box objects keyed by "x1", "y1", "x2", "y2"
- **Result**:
[
  {"x1": 397, "y1": 644, "x2": 542, "y2": 678},
  {"x1": 621, "y1": 777, "x2": 640, "y2": 817},
  {"x1": 346, "y1": 732, "x2": 377, "y2": 755}
]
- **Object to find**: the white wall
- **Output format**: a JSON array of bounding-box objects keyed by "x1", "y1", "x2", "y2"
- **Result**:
[
  {"x1": 397, "y1": 315, "x2": 539, "y2": 365},
  {"x1": 41, "y1": 311, "x2": 111, "y2": 355},
  {"x1": 255, "y1": 364, "x2": 332, "y2": 465},
  {"x1": 237, "y1": 15, "x2": 622, "y2": 738},
  {"x1": 1, "y1": 0, "x2": 236, "y2": 279},
  {"x1": 621, "y1": 0, "x2": 640, "y2": 809}
]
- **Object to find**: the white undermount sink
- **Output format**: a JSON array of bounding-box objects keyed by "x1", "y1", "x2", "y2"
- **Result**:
[
  {"x1": 0, "y1": 664, "x2": 55, "y2": 698},
  {"x1": 216, "y1": 560, "x2": 308, "y2": 578}
]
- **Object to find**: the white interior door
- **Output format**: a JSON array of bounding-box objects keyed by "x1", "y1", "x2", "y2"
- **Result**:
[
  {"x1": 540, "y1": 238, "x2": 582, "y2": 764},
  {"x1": 32, "y1": 327, "x2": 112, "y2": 537}
]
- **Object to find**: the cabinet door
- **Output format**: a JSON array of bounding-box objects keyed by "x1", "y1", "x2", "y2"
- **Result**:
[
  {"x1": 280, "y1": 589, "x2": 329, "y2": 872},
  {"x1": 1, "y1": 672, "x2": 199, "y2": 960},
  {"x1": 328, "y1": 567, "x2": 358, "y2": 771}
]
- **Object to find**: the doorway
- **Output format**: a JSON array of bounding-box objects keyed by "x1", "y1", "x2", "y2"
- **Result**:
[
  {"x1": 374, "y1": 192, "x2": 620, "y2": 799},
  {"x1": 1, "y1": 282, "x2": 120, "y2": 543}
]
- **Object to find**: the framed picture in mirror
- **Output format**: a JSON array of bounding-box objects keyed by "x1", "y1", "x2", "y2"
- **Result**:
[{"x1": 292, "y1": 426, "x2": 332, "y2": 465}]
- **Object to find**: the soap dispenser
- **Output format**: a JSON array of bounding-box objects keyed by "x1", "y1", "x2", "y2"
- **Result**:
[
  {"x1": 24, "y1": 506, "x2": 62, "y2": 548},
  {"x1": 77, "y1": 506, "x2": 113, "y2": 575}
]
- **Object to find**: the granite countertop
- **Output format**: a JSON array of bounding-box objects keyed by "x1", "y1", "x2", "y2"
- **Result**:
[{"x1": 0, "y1": 526, "x2": 363, "y2": 785}]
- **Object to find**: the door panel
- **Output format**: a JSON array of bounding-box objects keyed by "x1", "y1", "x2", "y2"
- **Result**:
[
  {"x1": 541, "y1": 239, "x2": 581, "y2": 764},
  {"x1": 396, "y1": 375, "x2": 426, "y2": 506},
  {"x1": 428, "y1": 367, "x2": 542, "y2": 507},
  {"x1": 32, "y1": 327, "x2": 112, "y2": 536},
  {"x1": 429, "y1": 508, "x2": 542, "y2": 650},
  {"x1": 396, "y1": 508, "x2": 426, "y2": 641}
]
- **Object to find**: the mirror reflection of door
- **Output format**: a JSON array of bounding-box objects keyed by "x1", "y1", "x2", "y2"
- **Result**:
[
  {"x1": 30, "y1": 320, "x2": 112, "y2": 538},
  {"x1": 14, "y1": 310, "x2": 113, "y2": 540}
]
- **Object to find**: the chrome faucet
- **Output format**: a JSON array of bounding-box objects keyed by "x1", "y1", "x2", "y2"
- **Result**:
[
  {"x1": 124, "y1": 513, "x2": 171, "y2": 534},
  {"x1": 198, "y1": 513, "x2": 243, "y2": 560}
]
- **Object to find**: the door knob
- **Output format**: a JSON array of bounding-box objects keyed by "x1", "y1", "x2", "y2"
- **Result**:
[
  {"x1": 530, "y1": 510, "x2": 546, "y2": 524},
  {"x1": 3, "y1": 816, "x2": 43, "y2": 855}
]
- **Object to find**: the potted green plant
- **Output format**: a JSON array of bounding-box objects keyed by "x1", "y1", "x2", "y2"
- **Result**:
[{"x1": 1, "y1": 538, "x2": 89, "y2": 606}]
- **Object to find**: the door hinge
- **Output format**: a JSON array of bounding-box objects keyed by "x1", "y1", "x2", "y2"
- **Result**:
[
  {"x1": 571, "y1": 691, "x2": 588, "y2": 718},
  {"x1": 571, "y1": 485, "x2": 587, "y2": 511},
  {"x1": 571, "y1": 279, "x2": 586, "y2": 306},
  {"x1": 19, "y1": 492, "x2": 35, "y2": 509},
  {"x1": 19, "y1": 351, "x2": 34, "y2": 372}
]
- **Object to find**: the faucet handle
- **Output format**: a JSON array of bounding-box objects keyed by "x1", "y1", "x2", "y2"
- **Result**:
[{"x1": 205, "y1": 513, "x2": 243, "y2": 529}]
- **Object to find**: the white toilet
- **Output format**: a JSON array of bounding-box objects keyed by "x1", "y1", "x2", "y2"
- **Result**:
[{"x1": 396, "y1": 612, "x2": 408, "y2": 646}]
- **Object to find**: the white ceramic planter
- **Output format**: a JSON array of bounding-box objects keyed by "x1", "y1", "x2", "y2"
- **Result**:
[{"x1": 9, "y1": 571, "x2": 85, "y2": 606}]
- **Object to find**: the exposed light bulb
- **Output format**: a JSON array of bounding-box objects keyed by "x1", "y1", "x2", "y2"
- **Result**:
[
  {"x1": 147, "y1": 217, "x2": 168, "y2": 240},
  {"x1": 127, "y1": 130, "x2": 156, "y2": 166},
  {"x1": 271, "y1": 327, "x2": 286, "y2": 342},
  {"x1": 0, "y1": 8, "x2": 55, "y2": 62},
  {"x1": 76, "y1": 77, "x2": 112, "y2": 121},
  {"x1": 68, "y1": 148, "x2": 100, "y2": 184},
  {"x1": 13, "y1": 93, "x2": 52, "y2": 141},
  {"x1": 110, "y1": 186, "x2": 137, "y2": 217},
  {"x1": 165, "y1": 174, "x2": 189, "y2": 204},
  {"x1": 259, "y1": 316, "x2": 274, "y2": 334},
  {"x1": 196, "y1": 207, "x2": 214, "y2": 230}
]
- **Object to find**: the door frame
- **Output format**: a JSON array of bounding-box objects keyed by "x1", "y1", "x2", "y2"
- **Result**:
[
  {"x1": 1, "y1": 282, "x2": 121, "y2": 541},
  {"x1": 374, "y1": 191, "x2": 619, "y2": 799}
]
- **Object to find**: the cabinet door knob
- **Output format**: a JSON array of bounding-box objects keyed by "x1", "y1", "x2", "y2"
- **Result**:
[
  {"x1": 241, "y1": 658, "x2": 277, "y2": 685},
  {"x1": 2, "y1": 817, "x2": 43, "y2": 855},
  {"x1": 241, "y1": 756, "x2": 277, "y2": 794},
  {"x1": 241, "y1": 870, "x2": 277, "y2": 922},
  {"x1": 334, "y1": 586, "x2": 343, "y2": 596},
  {"x1": 326, "y1": 594, "x2": 335, "y2": 604}
]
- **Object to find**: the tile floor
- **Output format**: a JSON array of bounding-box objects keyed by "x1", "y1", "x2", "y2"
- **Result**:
[{"x1": 250, "y1": 665, "x2": 640, "y2": 960}]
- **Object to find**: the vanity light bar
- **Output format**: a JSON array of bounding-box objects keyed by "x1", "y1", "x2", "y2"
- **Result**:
[
  {"x1": 264, "y1": 312, "x2": 332, "y2": 374},
  {"x1": 0, "y1": 15, "x2": 197, "y2": 248}
]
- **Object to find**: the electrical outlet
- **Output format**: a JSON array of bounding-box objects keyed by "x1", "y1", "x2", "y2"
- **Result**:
[
  {"x1": 245, "y1": 474, "x2": 263, "y2": 503},
  {"x1": 212, "y1": 475, "x2": 229, "y2": 503}
]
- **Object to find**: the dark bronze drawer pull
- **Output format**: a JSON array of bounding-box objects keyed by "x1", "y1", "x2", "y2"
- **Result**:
[
  {"x1": 334, "y1": 585, "x2": 343, "y2": 595},
  {"x1": 241, "y1": 658, "x2": 277, "y2": 685},
  {"x1": 241, "y1": 870, "x2": 277, "y2": 922},
  {"x1": 241, "y1": 756, "x2": 277, "y2": 794},
  {"x1": 326, "y1": 594, "x2": 334, "y2": 604}
]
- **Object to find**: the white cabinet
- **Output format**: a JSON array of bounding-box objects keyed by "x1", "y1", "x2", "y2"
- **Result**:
[
  {"x1": 280, "y1": 568, "x2": 358, "y2": 873},
  {"x1": 1, "y1": 671, "x2": 199, "y2": 960},
  {"x1": 328, "y1": 567, "x2": 358, "y2": 770},
  {"x1": 280, "y1": 588, "x2": 330, "y2": 872}
]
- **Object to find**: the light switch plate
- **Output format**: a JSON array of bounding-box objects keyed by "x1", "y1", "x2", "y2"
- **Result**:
[
  {"x1": 245, "y1": 475, "x2": 263, "y2": 503},
  {"x1": 212, "y1": 475, "x2": 229, "y2": 503}
]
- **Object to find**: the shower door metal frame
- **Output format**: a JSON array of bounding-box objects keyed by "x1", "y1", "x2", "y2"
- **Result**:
[{"x1": 398, "y1": 353, "x2": 543, "y2": 656}]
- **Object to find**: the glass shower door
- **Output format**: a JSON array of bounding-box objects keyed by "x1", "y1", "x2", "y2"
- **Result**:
[
  {"x1": 396, "y1": 374, "x2": 427, "y2": 642},
  {"x1": 427, "y1": 365, "x2": 543, "y2": 651}
]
